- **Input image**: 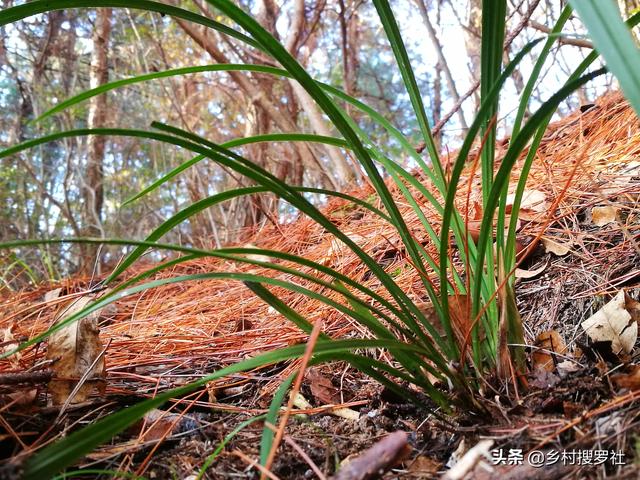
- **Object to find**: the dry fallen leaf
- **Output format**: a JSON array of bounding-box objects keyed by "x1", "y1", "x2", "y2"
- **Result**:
[
  {"x1": 515, "y1": 262, "x2": 547, "y2": 279},
  {"x1": 591, "y1": 205, "x2": 618, "y2": 226},
  {"x1": 307, "y1": 369, "x2": 340, "y2": 405},
  {"x1": 506, "y1": 189, "x2": 547, "y2": 212},
  {"x1": 1, "y1": 326, "x2": 21, "y2": 368},
  {"x1": 418, "y1": 296, "x2": 479, "y2": 352},
  {"x1": 581, "y1": 290, "x2": 638, "y2": 357},
  {"x1": 506, "y1": 189, "x2": 548, "y2": 221},
  {"x1": 557, "y1": 360, "x2": 580, "y2": 377},
  {"x1": 4, "y1": 388, "x2": 38, "y2": 409},
  {"x1": 611, "y1": 365, "x2": 640, "y2": 391},
  {"x1": 46, "y1": 295, "x2": 106, "y2": 405},
  {"x1": 44, "y1": 287, "x2": 63, "y2": 302},
  {"x1": 407, "y1": 456, "x2": 441, "y2": 477},
  {"x1": 542, "y1": 237, "x2": 572, "y2": 256},
  {"x1": 448, "y1": 294, "x2": 475, "y2": 350},
  {"x1": 135, "y1": 408, "x2": 188, "y2": 442},
  {"x1": 532, "y1": 330, "x2": 567, "y2": 372}
]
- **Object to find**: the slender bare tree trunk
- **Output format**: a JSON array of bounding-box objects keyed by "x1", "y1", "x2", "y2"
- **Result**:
[
  {"x1": 81, "y1": 8, "x2": 111, "y2": 274},
  {"x1": 465, "y1": 0, "x2": 482, "y2": 109},
  {"x1": 414, "y1": 0, "x2": 468, "y2": 134},
  {"x1": 286, "y1": 0, "x2": 359, "y2": 185}
]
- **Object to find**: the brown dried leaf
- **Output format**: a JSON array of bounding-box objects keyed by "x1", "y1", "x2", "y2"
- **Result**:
[
  {"x1": 624, "y1": 296, "x2": 640, "y2": 324},
  {"x1": 542, "y1": 237, "x2": 572, "y2": 256},
  {"x1": 407, "y1": 456, "x2": 441, "y2": 476},
  {"x1": 1, "y1": 326, "x2": 21, "y2": 368},
  {"x1": 307, "y1": 369, "x2": 340, "y2": 405},
  {"x1": 46, "y1": 295, "x2": 106, "y2": 405},
  {"x1": 448, "y1": 294, "x2": 475, "y2": 350},
  {"x1": 44, "y1": 287, "x2": 63, "y2": 302},
  {"x1": 611, "y1": 364, "x2": 640, "y2": 391},
  {"x1": 591, "y1": 205, "x2": 618, "y2": 226},
  {"x1": 136, "y1": 408, "x2": 185, "y2": 442},
  {"x1": 515, "y1": 262, "x2": 547, "y2": 279},
  {"x1": 581, "y1": 290, "x2": 638, "y2": 357},
  {"x1": 532, "y1": 330, "x2": 567, "y2": 372},
  {"x1": 4, "y1": 388, "x2": 37, "y2": 408},
  {"x1": 507, "y1": 189, "x2": 549, "y2": 222},
  {"x1": 418, "y1": 296, "x2": 477, "y2": 351},
  {"x1": 506, "y1": 189, "x2": 547, "y2": 211}
]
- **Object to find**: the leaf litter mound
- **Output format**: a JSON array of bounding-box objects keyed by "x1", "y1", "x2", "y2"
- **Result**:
[{"x1": 2, "y1": 92, "x2": 640, "y2": 478}]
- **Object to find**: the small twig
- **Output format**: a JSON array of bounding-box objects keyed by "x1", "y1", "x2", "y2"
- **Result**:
[
  {"x1": 528, "y1": 21, "x2": 593, "y2": 49},
  {"x1": 330, "y1": 431, "x2": 411, "y2": 480},
  {"x1": 0, "y1": 370, "x2": 52, "y2": 385}
]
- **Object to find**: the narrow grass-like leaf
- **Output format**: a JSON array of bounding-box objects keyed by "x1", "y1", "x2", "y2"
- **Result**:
[
  {"x1": 511, "y1": 5, "x2": 572, "y2": 138},
  {"x1": 504, "y1": 10, "x2": 640, "y2": 285},
  {"x1": 204, "y1": 0, "x2": 439, "y2": 348},
  {"x1": 371, "y1": 0, "x2": 442, "y2": 181},
  {"x1": 0, "y1": 238, "x2": 413, "y2": 345},
  {"x1": 570, "y1": 0, "x2": 640, "y2": 116},
  {"x1": 471, "y1": 68, "x2": 606, "y2": 318},
  {"x1": 0, "y1": 1, "x2": 261, "y2": 50},
  {"x1": 113, "y1": 184, "x2": 389, "y2": 284},
  {"x1": 35, "y1": 65, "x2": 287, "y2": 124},
  {"x1": 0, "y1": 127, "x2": 435, "y2": 345},
  {"x1": 0, "y1": 238, "x2": 450, "y2": 378},
  {"x1": 438, "y1": 38, "x2": 543, "y2": 364},
  {"x1": 259, "y1": 375, "x2": 295, "y2": 466},
  {"x1": 245, "y1": 281, "x2": 447, "y2": 380}
]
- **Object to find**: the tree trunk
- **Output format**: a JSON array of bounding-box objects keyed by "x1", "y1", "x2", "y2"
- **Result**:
[
  {"x1": 465, "y1": 0, "x2": 482, "y2": 110},
  {"x1": 286, "y1": 0, "x2": 359, "y2": 186},
  {"x1": 80, "y1": 8, "x2": 111, "y2": 275},
  {"x1": 415, "y1": 0, "x2": 468, "y2": 135}
]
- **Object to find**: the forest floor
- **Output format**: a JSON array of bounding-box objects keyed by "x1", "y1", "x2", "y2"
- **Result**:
[{"x1": 2, "y1": 92, "x2": 640, "y2": 479}]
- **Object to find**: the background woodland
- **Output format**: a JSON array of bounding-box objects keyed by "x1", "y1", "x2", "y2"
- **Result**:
[{"x1": 1, "y1": 0, "x2": 635, "y2": 284}]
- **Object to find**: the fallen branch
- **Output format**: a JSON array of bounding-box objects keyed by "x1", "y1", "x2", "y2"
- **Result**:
[
  {"x1": 331, "y1": 431, "x2": 411, "y2": 480},
  {"x1": 0, "y1": 370, "x2": 52, "y2": 385}
]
